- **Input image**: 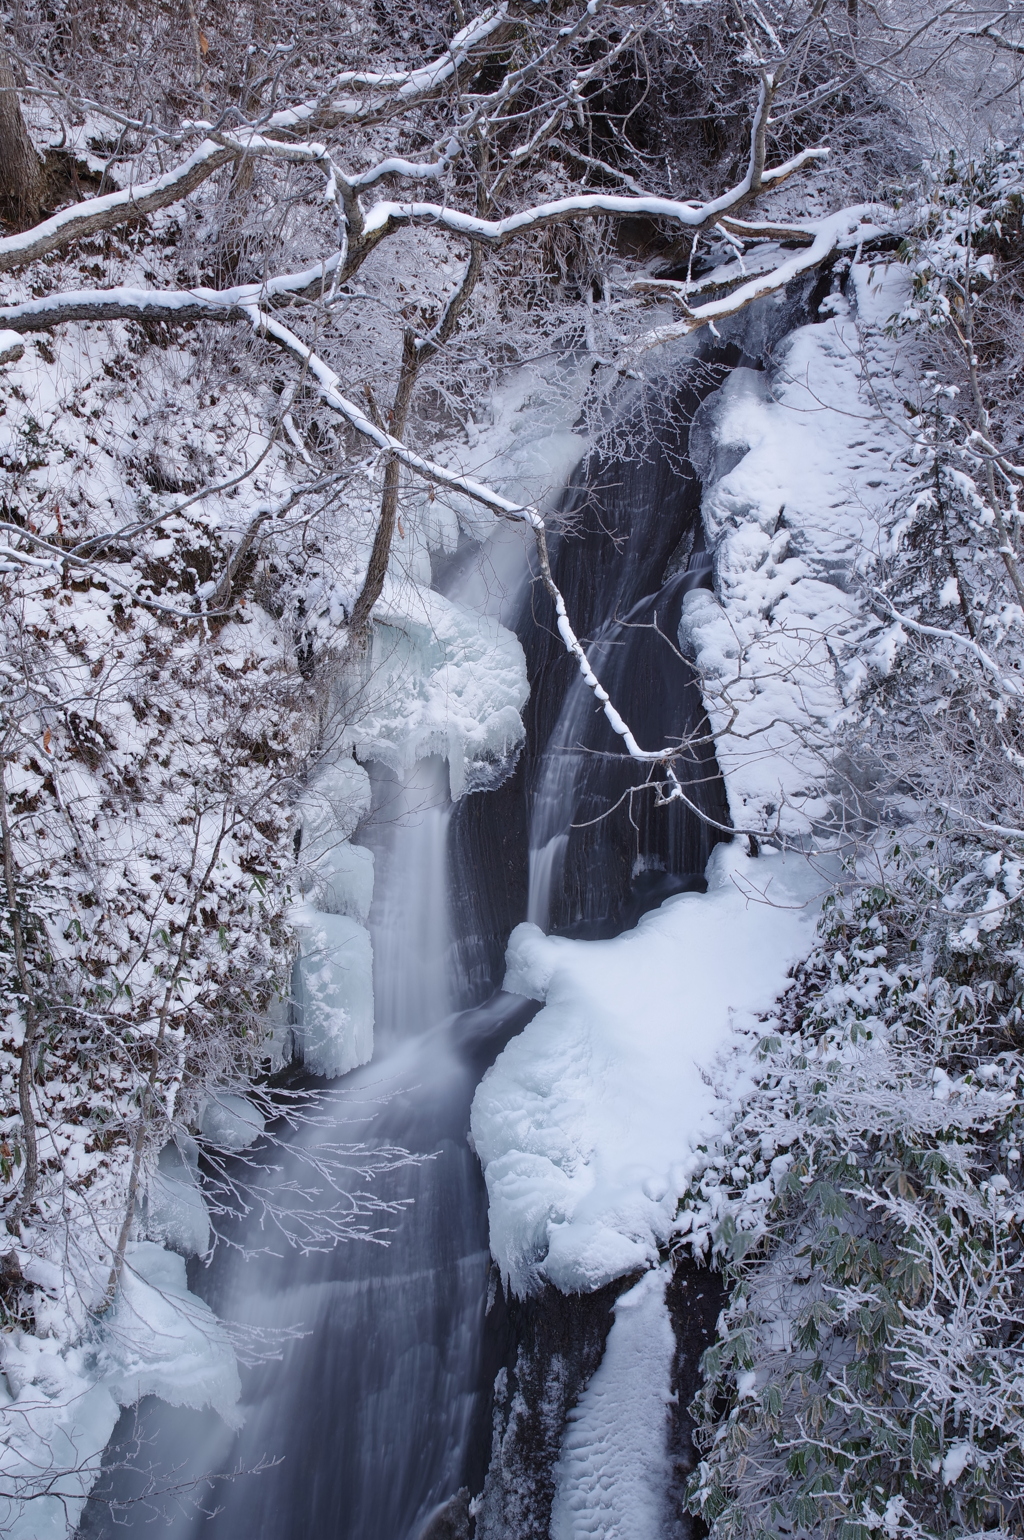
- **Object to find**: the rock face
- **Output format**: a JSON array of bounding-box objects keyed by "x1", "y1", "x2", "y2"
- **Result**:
[
  {"x1": 664, "y1": 1261, "x2": 727, "y2": 1529},
  {"x1": 473, "y1": 1260, "x2": 724, "y2": 1539},
  {"x1": 417, "y1": 1487, "x2": 475, "y2": 1540},
  {"x1": 476, "y1": 1279, "x2": 627, "y2": 1540}
]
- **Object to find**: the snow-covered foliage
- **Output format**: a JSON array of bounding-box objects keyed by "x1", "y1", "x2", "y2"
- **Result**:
[
  {"x1": 0, "y1": 329, "x2": 314, "y2": 1220},
  {"x1": 679, "y1": 139, "x2": 1024, "y2": 1540},
  {"x1": 681, "y1": 860, "x2": 1024, "y2": 1539}
]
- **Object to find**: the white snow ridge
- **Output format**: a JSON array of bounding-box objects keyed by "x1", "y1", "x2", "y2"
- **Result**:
[{"x1": 550, "y1": 1267, "x2": 677, "y2": 1540}]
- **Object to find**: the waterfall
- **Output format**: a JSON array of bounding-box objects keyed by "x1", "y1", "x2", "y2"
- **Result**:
[
  {"x1": 362, "y1": 757, "x2": 454, "y2": 1046},
  {"x1": 82, "y1": 349, "x2": 745, "y2": 1540},
  {"x1": 520, "y1": 377, "x2": 730, "y2": 942},
  {"x1": 83, "y1": 738, "x2": 533, "y2": 1540}
]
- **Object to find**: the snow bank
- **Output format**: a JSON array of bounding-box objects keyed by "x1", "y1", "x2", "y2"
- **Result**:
[
  {"x1": 0, "y1": 1341, "x2": 119, "y2": 1540},
  {"x1": 683, "y1": 266, "x2": 914, "y2": 836},
  {"x1": 0, "y1": 1243, "x2": 239, "y2": 1539},
  {"x1": 471, "y1": 844, "x2": 823, "y2": 1295},
  {"x1": 549, "y1": 1266, "x2": 676, "y2": 1540}
]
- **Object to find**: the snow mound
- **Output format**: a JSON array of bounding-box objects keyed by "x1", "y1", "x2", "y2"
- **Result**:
[
  {"x1": 200, "y1": 1094, "x2": 266, "y2": 1153},
  {"x1": 471, "y1": 845, "x2": 822, "y2": 1295},
  {"x1": 348, "y1": 583, "x2": 529, "y2": 799},
  {"x1": 550, "y1": 1266, "x2": 676, "y2": 1540},
  {"x1": 0, "y1": 1338, "x2": 119, "y2": 1540}
]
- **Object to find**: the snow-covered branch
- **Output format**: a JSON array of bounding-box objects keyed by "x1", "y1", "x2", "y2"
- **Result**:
[
  {"x1": 0, "y1": 3, "x2": 515, "y2": 272},
  {"x1": 873, "y1": 591, "x2": 1024, "y2": 699},
  {"x1": 358, "y1": 146, "x2": 831, "y2": 249},
  {"x1": 627, "y1": 205, "x2": 892, "y2": 353},
  {"x1": 0, "y1": 139, "x2": 237, "y2": 273}
]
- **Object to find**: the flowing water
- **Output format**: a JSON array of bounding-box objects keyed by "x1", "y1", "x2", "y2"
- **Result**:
[{"x1": 82, "y1": 354, "x2": 741, "y2": 1540}]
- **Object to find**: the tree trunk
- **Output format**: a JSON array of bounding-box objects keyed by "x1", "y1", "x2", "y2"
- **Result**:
[
  {"x1": 0, "y1": 33, "x2": 42, "y2": 229},
  {"x1": 0, "y1": 769, "x2": 40, "y2": 1225}
]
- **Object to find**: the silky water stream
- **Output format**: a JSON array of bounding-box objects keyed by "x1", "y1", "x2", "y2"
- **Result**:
[{"x1": 82, "y1": 359, "x2": 737, "y2": 1540}]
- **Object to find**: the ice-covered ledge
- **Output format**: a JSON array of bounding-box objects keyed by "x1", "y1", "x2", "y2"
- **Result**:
[{"x1": 470, "y1": 844, "x2": 825, "y2": 1296}]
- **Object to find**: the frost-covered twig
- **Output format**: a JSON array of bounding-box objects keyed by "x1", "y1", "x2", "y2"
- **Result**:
[
  {"x1": 0, "y1": 4, "x2": 517, "y2": 272},
  {"x1": 872, "y1": 590, "x2": 1024, "y2": 698}
]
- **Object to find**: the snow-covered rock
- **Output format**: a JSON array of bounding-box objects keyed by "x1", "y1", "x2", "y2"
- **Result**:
[
  {"x1": 200, "y1": 1094, "x2": 266, "y2": 1153},
  {"x1": 0, "y1": 1244, "x2": 239, "y2": 1539},
  {"x1": 147, "y1": 1139, "x2": 210, "y2": 1257},
  {"x1": 471, "y1": 844, "x2": 823, "y2": 1296},
  {"x1": 549, "y1": 1266, "x2": 677, "y2": 1540},
  {"x1": 683, "y1": 265, "x2": 913, "y2": 836}
]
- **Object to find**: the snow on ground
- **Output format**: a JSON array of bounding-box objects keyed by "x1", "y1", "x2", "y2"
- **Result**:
[
  {"x1": 549, "y1": 1266, "x2": 677, "y2": 1540},
  {"x1": 471, "y1": 844, "x2": 824, "y2": 1296}
]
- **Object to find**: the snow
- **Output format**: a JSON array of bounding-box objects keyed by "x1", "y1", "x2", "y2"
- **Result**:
[
  {"x1": 632, "y1": 206, "x2": 891, "y2": 355},
  {"x1": 941, "y1": 1442, "x2": 973, "y2": 1485},
  {"x1": 471, "y1": 844, "x2": 823, "y2": 1295},
  {"x1": 681, "y1": 265, "x2": 914, "y2": 835},
  {"x1": 0, "y1": 140, "x2": 230, "y2": 267},
  {"x1": 98, "y1": 1243, "x2": 241, "y2": 1425},
  {"x1": 0, "y1": 1338, "x2": 119, "y2": 1540},
  {"x1": 291, "y1": 904, "x2": 375, "y2": 1078},
  {"x1": 549, "y1": 1266, "x2": 676, "y2": 1540},
  {"x1": 262, "y1": 3, "x2": 512, "y2": 125},
  {"x1": 359, "y1": 157, "x2": 835, "y2": 245}
]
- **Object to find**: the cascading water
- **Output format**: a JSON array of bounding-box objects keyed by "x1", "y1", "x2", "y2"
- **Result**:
[
  {"x1": 520, "y1": 372, "x2": 731, "y2": 943},
  {"x1": 82, "y1": 752, "x2": 534, "y2": 1540},
  {"x1": 82, "y1": 332, "x2": 777, "y2": 1540}
]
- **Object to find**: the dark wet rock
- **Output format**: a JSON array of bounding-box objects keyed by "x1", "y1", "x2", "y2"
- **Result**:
[
  {"x1": 475, "y1": 1277, "x2": 630, "y2": 1540},
  {"x1": 417, "y1": 1486, "x2": 474, "y2": 1540},
  {"x1": 665, "y1": 1259, "x2": 728, "y2": 1536}
]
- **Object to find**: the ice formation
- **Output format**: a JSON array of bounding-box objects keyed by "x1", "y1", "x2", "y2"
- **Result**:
[{"x1": 0, "y1": 1243, "x2": 239, "y2": 1540}]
